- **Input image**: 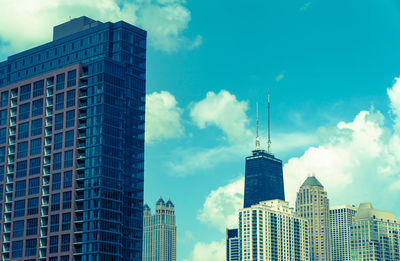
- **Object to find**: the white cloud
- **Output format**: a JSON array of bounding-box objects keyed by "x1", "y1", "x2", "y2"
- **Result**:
[
  {"x1": 283, "y1": 78, "x2": 400, "y2": 211},
  {"x1": 183, "y1": 240, "x2": 225, "y2": 261},
  {"x1": 0, "y1": 0, "x2": 200, "y2": 55},
  {"x1": 145, "y1": 91, "x2": 184, "y2": 143},
  {"x1": 275, "y1": 73, "x2": 285, "y2": 82},
  {"x1": 190, "y1": 90, "x2": 252, "y2": 143},
  {"x1": 300, "y1": 2, "x2": 312, "y2": 11},
  {"x1": 198, "y1": 177, "x2": 243, "y2": 232}
]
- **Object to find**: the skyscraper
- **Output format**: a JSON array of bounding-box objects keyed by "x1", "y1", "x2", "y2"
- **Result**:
[
  {"x1": 296, "y1": 176, "x2": 331, "y2": 261},
  {"x1": 351, "y1": 203, "x2": 400, "y2": 260},
  {"x1": 143, "y1": 198, "x2": 177, "y2": 261},
  {"x1": 243, "y1": 97, "x2": 285, "y2": 208},
  {"x1": 239, "y1": 199, "x2": 310, "y2": 261},
  {"x1": 226, "y1": 228, "x2": 239, "y2": 261},
  {"x1": 0, "y1": 17, "x2": 146, "y2": 260},
  {"x1": 329, "y1": 205, "x2": 357, "y2": 261}
]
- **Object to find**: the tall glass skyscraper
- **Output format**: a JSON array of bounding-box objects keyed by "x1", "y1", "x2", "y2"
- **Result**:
[{"x1": 0, "y1": 16, "x2": 146, "y2": 260}]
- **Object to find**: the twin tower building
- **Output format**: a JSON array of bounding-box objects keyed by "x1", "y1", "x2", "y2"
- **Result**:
[{"x1": 227, "y1": 98, "x2": 331, "y2": 261}]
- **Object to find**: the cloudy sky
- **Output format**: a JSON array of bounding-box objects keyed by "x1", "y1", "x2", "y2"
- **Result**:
[{"x1": 2, "y1": 0, "x2": 400, "y2": 260}]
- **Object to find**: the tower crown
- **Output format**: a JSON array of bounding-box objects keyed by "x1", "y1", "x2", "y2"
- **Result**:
[{"x1": 300, "y1": 176, "x2": 324, "y2": 188}]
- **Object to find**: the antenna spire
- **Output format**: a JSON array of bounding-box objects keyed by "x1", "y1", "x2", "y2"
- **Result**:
[
  {"x1": 255, "y1": 102, "x2": 260, "y2": 150},
  {"x1": 267, "y1": 90, "x2": 272, "y2": 154}
]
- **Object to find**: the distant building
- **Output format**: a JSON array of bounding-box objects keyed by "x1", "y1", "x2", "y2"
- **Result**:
[
  {"x1": 330, "y1": 205, "x2": 357, "y2": 261},
  {"x1": 143, "y1": 198, "x2": 176, "y2": 261},
  {"x1": 226, "y1": 228, "x2": 239, "y2": 261},
  {"x1": 239, "y1": 199, "x2": 310, "y2": 261},
  {"x1": 296, "y1": 176, "x2": 331, "y2": 261},
  {"x1": 351, "y1": 203, "x2": 400, "y2": 260},
  {"x1": 243, "y1": 97, "x2": 285, "y2": 208}
]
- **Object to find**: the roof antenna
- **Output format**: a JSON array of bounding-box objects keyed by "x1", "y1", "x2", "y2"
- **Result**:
[
  {"x1": 255, "y1": 102, "x2": 260, "y2": 150},
  {"x1": 267, "y1": 90, "x2": 272, "y2": 154}
]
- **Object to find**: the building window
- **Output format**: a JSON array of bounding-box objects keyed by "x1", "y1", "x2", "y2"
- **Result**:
[
  {"x1": 20, "y1": 84, "x2": 31, "y2": 101},
  {"x1": 30, "y1": 138, "x2": 42, "y2": 156},
  {"x1": 51, "y1": 193, "x2": 60, "y2": 211},
  {"x1": 18, "y1": 103, "x2": 30, "y2": 120},
  {"x1": 14, "y1": 199, "x2": 25, "y2": 218},
  {"x1": 33, "y1": 80, "x2": 44, "y2": 97},
  {"x1": 12, "y1": 240, "x2": 23, "y2": 258},
  {"x1": 62, "y1": 212, "x2": 71, "y2": 230},
  {"x1": 65, "y1": 130, "x2": 74, "y2": 147},
  {"x1": 56, "y1": 93, "x2": 64, "y2": 111},
  {"x1": 64, "y1": 150, "x2": 73, "y2": 168},
  {"x1": 54, "y1": 133, "x2": 63, "y2": 150},
  {"x1": 15, "y1": 180, "x2": 26, "y2": 198},
  {"x1": 32, "y1": 99, "x2": 43, "y2": 117},
  {"x1": 27, "y1": 197, "x2": 39, "y2": 215},
  {"x1": 0, "y1": 165, "x2": 4, "y2": 182},
  {"x1": 61, "y1": 234, "x2": 70, "y2": 252},
  {"x1": 67, "y1": 70, "x2": 76, "y2": 87},
  {"x1": 49, "y1": 236, "x2": 59, "y2": 253},
  {"x1": 50, "y1": 214, "x2": 59, "y2": 232},
  {"x1": 61, "y1": 256, "x2": 69, "y2": 261},
  {"x1": 31, "y1": 118, "x2": 42, "y2": 136},
  {"x1": 65, "y1": 110, "x2": 75, "y2": 128},
  {"x1": 0, "y1": 147, "x2": 4, "y2": 163},
  {"x1": 52, "y1": 173, "x2": 61, "y2": 191},
  {"x1": 55, "y1": 112, "x2": 64, "y2": 130},
  {"x1": 18, "y1": 122, "x2": 29, "y2": 139},
  {"x1": 0, "y1": 109, "x2": 7, "y2": 126},
  {"x1": 64, "y1": 171, "x2": 72, "y2": 188},
  {"x1": 28, "y1": 177, "x2": 40, "y2": 195},
  {"x1": 29, "y1": 157, "x2": 41, "y2": 175},
  {"x1": 26, "y1": 218, "x2": 38, "y2": 236},
  {"x1": 25, "y1": 238, "x2": 37, "y2": 256},
  {"x1": 1, "y1": 91, "x2": 8, "y2": 107},
  {"x1": 13, "y1": 220, "x2": 24, "y2": 238},
  {"x1": 56, "y1": 73, "x2": 65, "y2": 90},
  {"x1": 16, "y1": 160, "x2": 27, "y2": 178},
  {"x1": 63, "y1": 191, "x2": 72, "y2": 209},
  {"x1": 53, "y1": 152, "x2": 62, "y2": 170},
  {"x1": 0, "y1": 128, "x2": 6, "y2": 144},
  {"x1": 66, "y1": 90, "x2": 75, "y2": 107},
  {"x1": 17, "y1": 141, "x2": 28, "y2": 158}
]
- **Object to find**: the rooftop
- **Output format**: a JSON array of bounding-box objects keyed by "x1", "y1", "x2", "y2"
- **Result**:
[{"x1": 300, "y1": 176, "x2": 324, "y2": 188}]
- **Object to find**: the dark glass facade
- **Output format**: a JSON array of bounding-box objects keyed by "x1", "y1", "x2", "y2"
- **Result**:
[
  {"x1": 243, "y1": 150, "x2": 285, "y2": 208},
  {"x1": 0, "y1": 17, "x2": 146, "y2": 261}
]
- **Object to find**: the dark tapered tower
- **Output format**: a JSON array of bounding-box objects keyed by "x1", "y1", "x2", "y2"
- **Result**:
[{"x1": 243, "y1": 92, "x2": 285, "y2": 208}]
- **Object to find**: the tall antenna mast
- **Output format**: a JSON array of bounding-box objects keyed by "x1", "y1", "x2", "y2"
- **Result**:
[
  {"x1": 255, "y1": 102, "x2": 260, "y2": 150},
  {"x1": 267, "y1": 90, "x2": 272, "y2": 154}
]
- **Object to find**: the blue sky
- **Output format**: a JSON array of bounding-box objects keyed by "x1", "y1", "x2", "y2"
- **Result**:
[{"x1": 1, "y1": 0, "x2": 400, "y2": 260}]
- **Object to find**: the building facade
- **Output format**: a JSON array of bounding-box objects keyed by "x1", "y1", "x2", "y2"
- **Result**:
[
  {"x1": 226, "y1": 228, "x2": 239, "y2": 261},
  {"x1": 351, "y1": 203, "x2": 400, "y2": 260},
  {"x1": 243, "y1": 149, "x2": 285, "y2": 208},
  {"x1": 329, "y1": 205, "x2": 357, "y2": 261},
  {"x1": 0, "y1": 16, "x2": 146, "y2": 260},
  {"x1": 239, "y1": 200, "x2": 310, "y2": 261},
  {"x1": 143, "y1": 198, "x2": 176, "y2": 261},
  {"x1": 295, "y1": 176, "x2": 331, "y2": 261}
]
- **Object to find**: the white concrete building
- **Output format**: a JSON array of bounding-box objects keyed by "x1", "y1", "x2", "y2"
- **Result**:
[
  {"x1": 239, "y1": 199, "x2": 310, "y2": 261},
  {"x1": 143, "y1": 198, "x2": 176, "y2": 261},
  {"x1": 329, "y1": 205, "x2": 357, "y2": 261}
]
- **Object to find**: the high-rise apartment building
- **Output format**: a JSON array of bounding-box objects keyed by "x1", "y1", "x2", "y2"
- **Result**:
[
  {"x1": 296, "y1": 176, "x2": 331, "y2": 261},
  {"x1": 243, "y1": 97, "x2": 284, "y2": 208},
  {"x1": 0, "y1": 16, "x2": 146, "y2": 260},
  {"x1": 329, "y1": 205, "x2": 357, "y2": 261},
  {"x1": 351, "y1": 203, "x2": 400, "y2": 260},
  {"x1": 226, "y1": 228, "x2": 239, "y2": 261},
  {"x1": 239, "y1": 200, "x2": 310, "y2": 261},
  {"x1": 143, "y1": 198, "x2": 176, "y2": 261}
]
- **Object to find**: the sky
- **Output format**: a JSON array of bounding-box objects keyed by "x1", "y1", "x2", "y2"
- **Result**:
[{"x1": 1, "y1": 0, "x2": 400, "y2": 260}]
